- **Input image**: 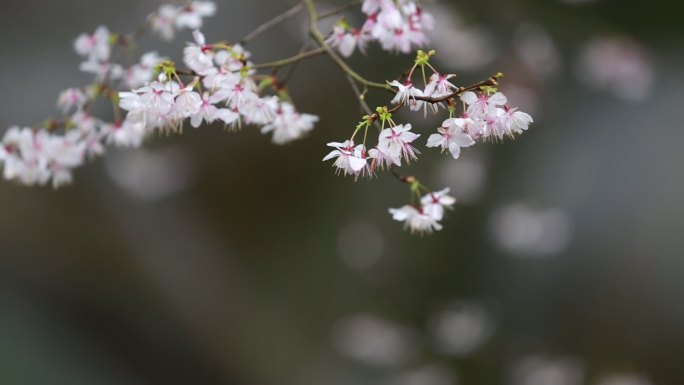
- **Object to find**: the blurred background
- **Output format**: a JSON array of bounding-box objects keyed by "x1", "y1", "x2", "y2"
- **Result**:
[{"x1": 0, "y1": 0, "x2": 683, "y2": 384}]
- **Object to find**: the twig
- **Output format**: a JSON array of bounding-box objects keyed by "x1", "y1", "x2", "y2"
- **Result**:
[
  {"x1": 390, "y1": 167, "x2": 416, "y2": 185},
  {"x1": 239, "y1": 2, "x2": 305, "y2": 45},
  {"x1": 281, "y1": 38, "x2": 314, "y2": 84},
  {"x1": 251, "y1": 47, "x2": 325, "y2": 69},
  {"x1": 345, "y1": 75, "x2": 373, "y2": 116},
  {"x1": 412, "y1": 74, "x2": 503, "y2": 103},
  {"x1": 303, "y1": 0, "x2": 393, "y2": 93},
  {"x1": 346, "y1": 75, "x2": 383, "y2": 130}
]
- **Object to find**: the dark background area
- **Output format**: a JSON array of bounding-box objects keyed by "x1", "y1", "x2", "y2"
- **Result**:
[{"x1": 0, "y1": 0, "x2": 682, "y2": 384}]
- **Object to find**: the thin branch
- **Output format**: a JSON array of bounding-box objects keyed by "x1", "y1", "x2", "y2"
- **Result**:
[
  {"x1": 251, "y1": 47, "x2": 325, "y2": 69},
  {"x1": 345, "y1": 75, "x2": 373, "y2": 116},
  {"x1": 304, "y1": 0, "x2": 393, "y2": 93},
  {"x1": 346, "y1": 75, "x2": 383, "y2": 130},
  {"x1": 391, "y1": 168, "x2": 411, "y2": 183},
  {"x1": 239, "y1": 2, "x2": 305, "y2": 45},
  {"x1": 413, "y1": 73, "x2": 504, "y2": 103},
  {"x1": 281, "y1": 39, "x2": 315, "y2": 84}
]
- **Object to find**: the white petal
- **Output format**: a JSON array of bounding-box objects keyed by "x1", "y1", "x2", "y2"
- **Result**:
[
  {"x1": 190, "y1": 113, "x2": 203, "y2": 128},
  {"x1": 453, "y1": 132, "x2": 476, "y2": 147},
  {"x1": 489, "y1": 92, "x2": 507, "y2": 106},
  {"x1": 426, "y1": 133, "x2": 444, "y2": 148},
  {"x1": 447, "y1": 142, "x2": 462, "y2": 159},
  {"x1": 460, "y1": 91, "x2": 478, "y2": 105},
  {"x1": 322, "y1": 150, "x2": 341, "y2": 161},
  {"x1": 192, "y1": 30, "x2": 206, "y2": 45},
  {"x1": 348, "y1": 156, "x2": 367, "y2": 172}
]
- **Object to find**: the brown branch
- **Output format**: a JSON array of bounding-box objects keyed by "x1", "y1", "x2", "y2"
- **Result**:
[{"x1": 412, "y1": 73, "x2": 503, "y2": 103}]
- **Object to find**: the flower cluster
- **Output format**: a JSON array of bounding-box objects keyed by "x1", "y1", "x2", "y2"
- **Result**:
[
  {"x1": 327, "y1": 0, "x2": 434, "y2": 57},
  {"x1": 119, "y1": 30, "x2": 318, "y2": 145},
  {"x1": 323, "y1": 51, "x2": 533, "y2": 233},
  {"x1": 74, "y1": 25, "x2": 121, "y2": 82},
  {"x1": 150, "y1": 1, "x2": 216, "y2": 41},
  {"x1": 0, "y1": 2, "x2": 321, "y2": 187},
  {"x1": 426, "y1": 92, "x2": 533, "y2": 159},
  {"x1": 0, "y1": 126, "x2": 99, "y2": 188},
  {"x1": 0, "y1": 22, "x2": 162, "y2": 186},
  {"x1": 389, "y1": 188, "x2": 456, "y2": 234}
]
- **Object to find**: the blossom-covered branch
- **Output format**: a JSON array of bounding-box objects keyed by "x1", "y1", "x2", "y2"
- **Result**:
[{"x1": 0, "y1": 0, "x2": 533, "y2": 235}]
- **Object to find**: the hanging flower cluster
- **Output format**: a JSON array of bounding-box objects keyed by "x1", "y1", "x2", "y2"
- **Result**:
[
  {"x1": 120, "y1": 30, "x2": 318, "y2": 146},
  {"x1": 323, "y1": 50, "x2": 533, "y2": 233},
  {"x1": 149, "y1": 1, "x2": 216, "y2": 41},
  {"x1": 0, "y1": 0, "x2": 533, "y2": 234},
  {"x1": 0, "y1": 2, "x2": 217, "y2": 188},
  {"x1": 327, "y1": 0, "x2": 434, "y2": 57},
  {"x1": 390, "y1": 187, "x2": 456, "y2": 234}
]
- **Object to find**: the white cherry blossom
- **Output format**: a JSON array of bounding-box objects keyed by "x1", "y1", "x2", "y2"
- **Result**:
[
  {"x1": 389, "y1": 80, "x2": 423, "y2": 105},
  {"x1": 183, "y1": 30, "x2": 215, "y2": 73},
  {"x1": 175, "y1": 1, "x2": 217, "y2": 30},
  {"x1": 261, "y1": 102, "x2": 319, "y2": 144},
  {"x1": 124, "y1": 52, "x2": 165, "y2": 89},
  {"x1": 375, "y1": 124, "x2": 420, "y2": 166},
  {"x1": 424, "y1": 73, "x2": 457, "y2": 98},
  {"x1": 323, "y1": 140, "x2": 370, "y2": 177},
  {"x1": 499, "y1": 106, "x2": 534, "y2": 135},
  {"x1": 420, "y1": 188, "x2": 456, "y2": 221},
  {"x1": 150, "y1": 5, "x2": 178, "y2": 41},
  {"x1": 460, "y1": 91, "x2": 507, "y2": 117},
  {"x1": 426, "y1": 118, "x2": 476, "y2": 159},
  {"x1": 389, "y1": 205, "x2": 443, "y2": 234},
  {"x1": 174, "y1": 88, "x2": 203, "y2": 119},
  {"x1": 74, "y1": 26, "x2": 111, "y2": 61},
  {"x1": 57, "y1": 88, "x2": 87, "y2": 114},
  {"x1": 104, "y1": 118, "x2": 147, "y2": 148}
]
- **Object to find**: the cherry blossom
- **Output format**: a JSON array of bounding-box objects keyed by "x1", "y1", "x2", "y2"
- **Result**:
[
  {"x1": 389, "y1": 205, "x2": 443, "y2": 234},
  {"x1": 0, "y1": 126, "x2": 89, "y2": 188},
  {"x1": 175, "y1": 1, "x2": 217, "y2": 30},
  {"x1": 420, "y1": 188, "x2": 456, "y2": 221},
  {"x1": 124, "y1": 52, "x2": 165, "y2": 89},
  {"x1": 460, "y1": 91, "x2": 507, "y2": 118},
  {"x1": 389, "y1": 80, "x2": 423, "y2": 105},
  {"x1": 57, "y1": 88, "x2": 87, "y2": 114},
  {"x1": 74, "y1": 26, "x2": 111, "y2": 62},
  {"x1": 183, "y1": 30, "x2": 215, "y2": 73},
  {"x1": 261, "y1": 102, "x2": 319, "y2": 144},
  {"x1": 174, "y1": 88, "x2": 203, "y2": 120},
  {"x1": 499, "y1": 106, "x2": 534, "y2": 136},
  {"x1": 79, "y1": 59, "x2": 123, "y2": 82},
  {"x1": 150, "y1": 1, "x2": 216, "y2": 41},
  {"x1": 323, "y1": 141, "x2": 371, "y2": 177},
  {"x1": 327, "y1": 26, "x2": 371, "y2": 57},
  {"x1": 375, "y1": 124, "x2": 420, "y2": 166},
  {"x1": 426, "y1": 118, "x2": 476, "y2": 159},
  {"x1": 103, "y1": 119, "x2": 146, "y2": 148},
  {"x1": 150, "y1": 5, "x2": 178, "y2": 41},
  {"x1": 424, "y1": 73, "x2": 457, "y2": 98}
]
